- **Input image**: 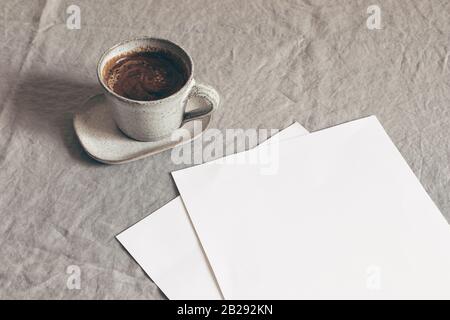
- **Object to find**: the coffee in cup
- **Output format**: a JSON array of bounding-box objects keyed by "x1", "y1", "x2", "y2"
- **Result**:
[
  {"x1": 97, "y1": 37, "x2": 219, "y2": 142},
  {"x1": 102, "y1": 50, "x2": 188, "y2": 101}
]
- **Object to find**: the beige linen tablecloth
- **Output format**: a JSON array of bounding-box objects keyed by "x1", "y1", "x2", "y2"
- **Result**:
[{"x1": 0, "y1": 0, "x2": 449, "y2": 299}]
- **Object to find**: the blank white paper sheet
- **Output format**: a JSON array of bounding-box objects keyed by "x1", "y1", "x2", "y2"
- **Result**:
[
  {"x1": 172, "y1": 116, "x2": 450, "y2": 299},
  {"x1": 116, "y1": 123, "x2": 309, "y2": 299}
]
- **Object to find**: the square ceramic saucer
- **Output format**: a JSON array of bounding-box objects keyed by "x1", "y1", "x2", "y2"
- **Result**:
[{"x1": 74, "y1": 94, "x2": 212, "y2": 164}]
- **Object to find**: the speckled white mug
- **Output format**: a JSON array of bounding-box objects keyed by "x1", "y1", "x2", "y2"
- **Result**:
[{"x1": 97, "y1": 37, "x2": 219, "y2": 142}]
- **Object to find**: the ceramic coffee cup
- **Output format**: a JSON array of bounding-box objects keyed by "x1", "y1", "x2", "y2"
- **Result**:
[{"x1": 97, "y1": 37, "x2": 219, "y2": 142}]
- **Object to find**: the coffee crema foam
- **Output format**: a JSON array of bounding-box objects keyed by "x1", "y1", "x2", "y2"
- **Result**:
[{"x1": 103, "y1": 50, "x2": 188, "y2": 101}]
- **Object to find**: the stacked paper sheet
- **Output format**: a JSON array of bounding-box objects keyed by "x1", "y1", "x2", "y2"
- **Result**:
[{"x1": 118, "y1": 116, "x2": 450, "y2": 299}]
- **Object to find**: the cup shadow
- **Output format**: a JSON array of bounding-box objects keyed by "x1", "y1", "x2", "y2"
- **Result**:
[{"x1": 12, "y1": 73, "x2": 104, "y2": 166}]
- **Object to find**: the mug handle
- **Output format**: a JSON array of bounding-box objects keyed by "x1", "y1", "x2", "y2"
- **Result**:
[{"x1": 183, "y1": 83, "x2": 220, "y2": 124}]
